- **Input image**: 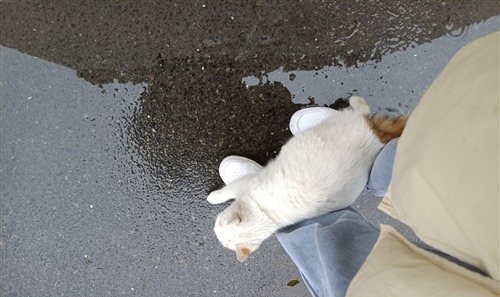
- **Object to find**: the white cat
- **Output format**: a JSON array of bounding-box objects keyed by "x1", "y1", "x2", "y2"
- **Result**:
[{"x1": 207, "y1": 96, "x2": 407, "y2": 262}]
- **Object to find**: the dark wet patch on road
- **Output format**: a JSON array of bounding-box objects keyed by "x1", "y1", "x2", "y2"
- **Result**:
[
  {"x1": 129, "y1": 53, "x2": 303, "y2": 204},
  {"x1": 2, "y1": 1, "x2": 498, "y2": 85}
]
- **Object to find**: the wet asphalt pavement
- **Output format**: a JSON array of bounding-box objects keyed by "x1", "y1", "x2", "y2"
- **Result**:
[{"x1": 1, "y1": 1, "x2": 499, "y2": 296}]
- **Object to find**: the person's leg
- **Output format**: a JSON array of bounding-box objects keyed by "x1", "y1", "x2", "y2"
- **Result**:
[
  {"x1": 275, "y1": 207, "x2": 379, "y2": 297},
  {"x1": 365, "y1": 138, "x2": 399, "y2": 197}
]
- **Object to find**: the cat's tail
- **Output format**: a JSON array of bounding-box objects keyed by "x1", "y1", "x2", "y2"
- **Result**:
[
  {"x1": 350, "y1": 95, "x2": 408, "y2": 143},
  {"x1": 365, "y1": 114, "x2": 408, "y2": 144}
]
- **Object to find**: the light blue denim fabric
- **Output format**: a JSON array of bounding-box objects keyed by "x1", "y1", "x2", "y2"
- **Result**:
[
  {"x1": 276, "y1": 207, "x2": 379, "y2": 297},
  {"x1": 365, "y1": 138, "x2": 399, "y2": 197}
]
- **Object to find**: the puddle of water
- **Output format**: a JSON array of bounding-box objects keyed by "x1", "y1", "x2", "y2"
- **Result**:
[{"x1": 242, "y1": 16, "x2": 499, "y2": 112}]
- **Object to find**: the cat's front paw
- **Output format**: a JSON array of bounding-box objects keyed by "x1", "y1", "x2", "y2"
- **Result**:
[{"x1": 207, "y1": 189, "x2": 231, "y2": 205}]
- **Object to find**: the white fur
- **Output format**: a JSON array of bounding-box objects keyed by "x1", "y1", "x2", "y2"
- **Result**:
[{"x1": 207, "y1": 97, "x2": 384, "y2": 262}]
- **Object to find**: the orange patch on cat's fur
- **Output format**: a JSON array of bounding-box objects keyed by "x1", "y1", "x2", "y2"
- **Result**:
[{"x1": 366, "y1": 115, "x2": 408, "y2": 144}]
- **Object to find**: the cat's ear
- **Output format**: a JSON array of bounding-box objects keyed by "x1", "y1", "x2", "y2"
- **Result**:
[
  {"x1": 235, "y1": 244, "x2": 257, "y2": 262},
  {"x1": 349, "y1": 96, "x2": 371, "y2": 115}
]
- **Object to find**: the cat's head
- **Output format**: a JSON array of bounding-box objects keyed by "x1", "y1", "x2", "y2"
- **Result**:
[{"x1": 213, "y1": 200, "x2": 276, "y2": 262}]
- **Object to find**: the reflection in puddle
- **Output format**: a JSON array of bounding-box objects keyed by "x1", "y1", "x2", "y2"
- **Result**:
[{"x1": 243, "y1": 16, "x2": 499, "y2": 112}]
